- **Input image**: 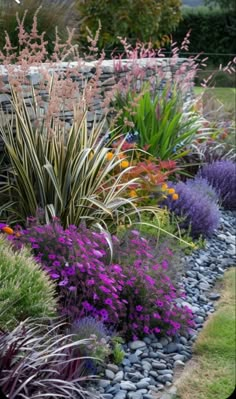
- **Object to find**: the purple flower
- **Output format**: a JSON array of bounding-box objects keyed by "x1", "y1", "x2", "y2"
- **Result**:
[
  {"x1": 87, "y1": 279, "x2": 95, "y2": 286},
  {"x1": 50, "y1": 273, "x2": 60, "y2": 279},
  {"x1": 52, "y1": 260, "x2": 61, "y2": 267},
  {"x1": 143, "y1": 325, "x2": 149, "y2": 334},
  {"x1": 104, "y1": 298, "x2": 113, "y2": 306},
  {"x1": 136, "y1": 305, "x2": 143, "y2": 312},
  {"x1": 99, "y1": 286, "x2": 111, "y2": 294},
  {"x1": 92, "y1": 249, "x2": 104, "y2": 258},
  {"x1": 82, "y1": 301, "x2": 93, "y2": 311},
  {"x1": 100, "y1": 309, "x2": 108, "y2": 321},
  {"x1": 59, "y1": 279, "x2": 68, "y2": 286}
]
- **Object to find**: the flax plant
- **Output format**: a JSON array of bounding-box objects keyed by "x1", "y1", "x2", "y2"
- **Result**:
[
  {"x1": 0, "y1": 318, "x2": 97, "y2": 399},
  {"x1": 0, "y1": 85, "x2": 162, "y2": 231}
]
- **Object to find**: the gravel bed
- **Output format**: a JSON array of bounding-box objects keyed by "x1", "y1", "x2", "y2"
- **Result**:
[{"x1": 92, "y1": 209, "x2": 235, "y2": 399}]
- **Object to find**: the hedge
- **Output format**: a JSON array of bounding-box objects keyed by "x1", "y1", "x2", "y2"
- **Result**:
[{"x1": 173, "y1": 7, "x2": 236, "y2": 66}]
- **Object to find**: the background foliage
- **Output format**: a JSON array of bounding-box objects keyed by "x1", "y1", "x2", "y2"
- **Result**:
[
  {"x1": 0, "y1": 0, "x2": 72, "y2": 55},
  {"x1": 76, "y1": 0, "x2": 182, "y2": 53},
  {"x1": 173, "y1": 7, "x2": 236, "y2": 67}
]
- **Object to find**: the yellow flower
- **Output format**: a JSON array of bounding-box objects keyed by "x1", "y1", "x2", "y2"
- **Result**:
[
  {"x1": 168, "y1": 188, "x2": 175, "y2": 195},
  {"x1": 121, "y1": 160, "x2": 129, "y2": 168},
  {"x1": 161, "y1": 183, "x2": 168, "y2": 191},
  {"x1": 172, "y1": 193, "x2": 179, "y2": 201},
  {"x1": 106, "y1": 152, "x2": 113, "y2": 161},
  {"x1": 129, "y1": 190, "x2": 137, "y2": 198},
  {"x1": 2, "y1": 226, "x2": 14, "y2": 235}
]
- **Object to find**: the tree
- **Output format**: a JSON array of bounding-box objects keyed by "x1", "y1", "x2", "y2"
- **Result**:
[
  {"x1": 76, "y1": 0, "x2": 182, "y2": 53},
  {"x1": 204, "y1": 0, "x2": 236, "y2": 11}
]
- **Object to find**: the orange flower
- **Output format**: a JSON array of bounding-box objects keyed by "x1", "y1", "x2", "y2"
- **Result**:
[
  {"x1": 15, "y1": 232, "x2": 21, "y2": 237},
  {"x1": 121, "y1": 160, "x2": 129, "y2": 168},
  {"x1": 2, "y1": 226, "x2": 14, "y2": 235},
  {"x1": 161, "y1": 183, "x2": 168, "y2": 191},
  {"x1": 129, "y1": 190, "x2": 137, "y2": 198},
  {"x1": 168, "y1": 188, "x2": 175, "y2": 195},
  {"x1": 172, "y1": 193, "x2": 179, "y2": 201},
  {"x1": 106, "y1": 152, "x2": 113, "y2": 161}
]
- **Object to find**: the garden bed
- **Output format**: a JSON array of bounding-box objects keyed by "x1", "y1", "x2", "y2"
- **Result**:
[{"x1": 91, "y1": 209, "x2": 235, "y2": 399}]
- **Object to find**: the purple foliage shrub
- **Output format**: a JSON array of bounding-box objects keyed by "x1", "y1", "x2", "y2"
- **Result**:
[
  {"x1": 163, "y1": 178, "x2": 220, "y2": 238},
  {"x1": 10, "y1": 220, "x2": 194, "y2": 340},
  {"x1": 197, "y1": 160, "x2": 236, "y2": 210}
]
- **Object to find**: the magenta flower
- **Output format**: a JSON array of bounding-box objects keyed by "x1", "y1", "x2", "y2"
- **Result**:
[
  {"x1": 104, "y1": 298, "x2": 113, "y2": 306},
  {"x1": 100, "y1": 309, "x2": 108, "y2": 321},
  {"x1": 143, "y1": 325, "x2": 149, "y2": 334},
  {"x1": 52, "y1": 260, "x2": 61, "y2": 267},
  {"x1": 87, "y1": 279, "x2": 95, "y2": 286},
  {"x1": 50, "y1": 273, "x2": 60, "y2": 279}
]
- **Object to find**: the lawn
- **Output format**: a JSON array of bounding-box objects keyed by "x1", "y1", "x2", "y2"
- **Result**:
[
  {"x1": 176, "y1": 268, "x2": 236, "y2": 399},
  {"x1": 194, "y1": 86, "x2": 236, "y2": 117}
]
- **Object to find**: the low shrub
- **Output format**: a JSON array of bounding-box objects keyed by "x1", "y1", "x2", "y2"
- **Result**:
[
  {"x1": 0, "y1": 235, "x2": 57, "y2": 330},
  {"x1": 162, "y1": 178, "x2": 220, "y2": 238},
  {"x1": 197, "y1": 160, "x2": 236, "y2": 210},
  {"x1": 10, "y1": 221, "x2": 194, "y2": 340},
  {"x1": 0, "y1": 318, "x2": 95, "y2": 399}
]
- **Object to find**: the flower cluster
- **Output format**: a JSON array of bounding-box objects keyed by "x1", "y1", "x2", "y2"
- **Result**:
[
  {"x1": 10, "y1": 221, "x2": 194, "y2": 339},
  {"x1": 197, "y1": 160, "x2": 236, "y2": 210},
  {"x1": 162, "y1": 178, "x2": 220, "y2": 238}
]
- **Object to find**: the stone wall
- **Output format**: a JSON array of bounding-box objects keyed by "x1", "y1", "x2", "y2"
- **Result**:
[{"x1": 0, "y1": 57, "x2": 194, "y2": 151}]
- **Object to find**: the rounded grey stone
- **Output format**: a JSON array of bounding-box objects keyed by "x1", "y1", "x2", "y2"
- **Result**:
[
  {"x1": 129, "y1": 341, "x2": 147, "y2": 351},
  {"x1": 136, "y1": 378, "x2": 151, "y2": 389},
  {"x1": 152, "y1": 362, "x2": 167, "y2": 370},
  {"x1": 114, "y1": 390, "x2": 128, "y2": 399},
  {"x1": 120, "y1": 381, "x2": 137, "y2": 391},
  {"x1": 105, "y1": 369, "x2": 115, "y2": 380},
  {"x1": 114, "y1": 370, "x2": 124, "y2": 383}
]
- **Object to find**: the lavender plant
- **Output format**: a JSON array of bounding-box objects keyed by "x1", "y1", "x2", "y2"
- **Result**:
[
  {"x1": 163, "y1": 178, "x2": 220, "y2": 238},
  {"x1": 197, "y1": 160, "x2": 236, "y2": 209},
  {"x1": 71, "y1": 317, "x2": 112, "y2": 363}
]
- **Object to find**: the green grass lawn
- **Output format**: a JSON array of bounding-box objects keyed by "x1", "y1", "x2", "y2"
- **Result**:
[
  {"x1": 176, "y1": 268, "x2": 236, "y2": 399},
  {"x1": 194, "y1": 86, "x2": 236, "y2": 117}
]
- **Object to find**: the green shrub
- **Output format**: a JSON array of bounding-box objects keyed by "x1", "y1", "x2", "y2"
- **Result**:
[
  {"x1": 173, "y1": 7, "x2": 236, "y2": 68},
  {"x1": 112, "y1": 83, "x2": 200, "y2": 160},
  {"x1": 0, "y1": 235, "x2": 57, "y2": 330},
  {"x1": 75, "y1": 0, "x2": 182, "y2": 53}
]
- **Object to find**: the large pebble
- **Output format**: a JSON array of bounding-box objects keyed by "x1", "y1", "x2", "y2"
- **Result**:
[
  {"x1": 129, "y1": 341, "x2": 146, "y2": 351},
  {"x1": 120, "y1": 381, "x2": 137, "y2": 391}
]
